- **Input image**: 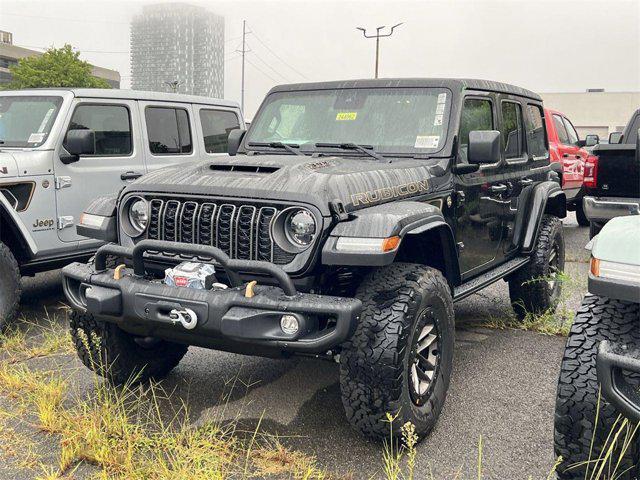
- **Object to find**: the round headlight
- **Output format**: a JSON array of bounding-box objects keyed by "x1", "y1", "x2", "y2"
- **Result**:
[
  {"x1": 128, "y1": 199, "x2": 149, "y2": 235},
  {"x1": 286, "y1": 209, "x2": 316, "y2": 246}
]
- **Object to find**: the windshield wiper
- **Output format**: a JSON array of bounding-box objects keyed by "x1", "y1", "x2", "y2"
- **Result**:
[
  {"x1": 247, "y1": 141, "x2": 308, "y2": 157},
  {"x1": 315, "y1": 142, "x2": 388, "y2": 162}
]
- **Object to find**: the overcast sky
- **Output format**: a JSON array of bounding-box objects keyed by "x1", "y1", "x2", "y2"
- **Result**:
[{"x1": 1, "y1": 0, "x2": 639, "y2": 117}]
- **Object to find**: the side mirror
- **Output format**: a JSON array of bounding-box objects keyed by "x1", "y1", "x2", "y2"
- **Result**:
[
  {"x1": 61, "y1": 129, "x2": 95, "y2": 164},
  {"x1": 585, "y1": 134, "x2": 600, "y2": 147},
  {"x1": 608, "y1": 132, "x2": 623, "y2": 144},
  {"x1": 228, "y1": 128, "x2": 247, "y2": 156},
  {"x1": 468, "y1": 130, "x2": 501, "y2": 165}
]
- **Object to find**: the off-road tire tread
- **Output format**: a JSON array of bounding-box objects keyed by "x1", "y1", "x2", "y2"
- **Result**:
[
  {"x1": 70, "y1": 310, "x2": 188, "y2": 385},
  {"x1": 554, "y1": 294, "x2": 640, "y2": 478},
  {"x1": 0, "y1": 242, "x2": 21, "y2": 332},
  {"x1": 509, "y1": 214, "x2": 564, "y2": 319},
  {"x1": 340, "y1": 263, "x2": 454, "y2": 440}
]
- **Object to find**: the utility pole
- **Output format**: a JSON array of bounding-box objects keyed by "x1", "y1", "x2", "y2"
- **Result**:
[
  {"x1": 236, "y1": 20, "x2": 250, "y2": 112},
  {"x1": 356, "y1": 23, "x2": 403, "y2": 78}
]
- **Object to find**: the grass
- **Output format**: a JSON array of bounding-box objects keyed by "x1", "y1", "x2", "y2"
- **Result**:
[
  {"x1": 0, "y1": 309, "x2": 74, "y2": 364},
  {"x1": 0, "y1": 336, "x2": 329, "y2": 479},
  {"x1": 478, "y1": 270, "x2": 581, "y2": 337}
]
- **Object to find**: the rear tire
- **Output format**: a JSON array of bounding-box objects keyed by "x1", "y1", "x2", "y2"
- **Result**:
[
  {"x1": 554, "y1": 295, "x2": 640, "y2": 479},
  {"x1": 70, "y1": 310, "x2": 188, "y2": 385},
  {"x1": 509, "y1": 214, "x2": 565, "y2": 320},
  {"x1": 0, "y1": 242, "x2": 21, "y2": 332},
  {"x1": 339, "y1": 263, "x2": 454, "y2": 441},
  {"x1": 575, "y1": 202, "x2": 589, "y2": 227}
]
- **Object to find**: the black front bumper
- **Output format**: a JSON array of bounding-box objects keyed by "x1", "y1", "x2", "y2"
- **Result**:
[
  {"x1": 62, "y1": 240, "x2": 362, "y2": 356},
  {"x1": 597, "y1": 340, "x2": 640, "y2": 423}
]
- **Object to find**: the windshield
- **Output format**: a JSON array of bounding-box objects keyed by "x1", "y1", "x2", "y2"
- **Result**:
[
  {"x1": 246, "y1": 87, "x2": 451, "y2": 155},
  {"x1": 0, "y1": 96, "x2": 63, "y2": 147}
]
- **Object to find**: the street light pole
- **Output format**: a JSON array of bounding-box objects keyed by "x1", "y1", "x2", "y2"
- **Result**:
[{"x1": 357, "y1": 23, "x2": 403, "y2": 79}]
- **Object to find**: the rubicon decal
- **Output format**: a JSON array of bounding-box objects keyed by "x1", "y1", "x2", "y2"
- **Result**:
[{"x1": 351, "y1": 180, "x2": 430, "y2": 206}]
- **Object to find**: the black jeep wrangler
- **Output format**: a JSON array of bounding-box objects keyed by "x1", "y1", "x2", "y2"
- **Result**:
[{"x1": 62, "y1": 78, "x2": 566, "y2": 440}]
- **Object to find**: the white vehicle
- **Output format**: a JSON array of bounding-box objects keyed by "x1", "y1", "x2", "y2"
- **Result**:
[
  {"x1": 554, "y1": 215, "x2": 640, "y2": 478},
  {"x1": 0, "y1": 89, "x2": 244, "y2": 329}
]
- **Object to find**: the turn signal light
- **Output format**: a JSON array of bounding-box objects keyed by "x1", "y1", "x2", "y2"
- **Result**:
[
  {"x1": 590, "y1": 257, "x2": 600, "y2": 276},
  {"x1": 382, "y1": 236, "x2": 401, "y2": 252}
]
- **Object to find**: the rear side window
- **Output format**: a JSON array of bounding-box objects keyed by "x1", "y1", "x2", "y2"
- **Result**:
[
  {"x1": 525, "y1": 105, "x2": 548, "y2": 158},
  {"x1": 459, "y1": 97, "x2": 493, "y2": 162},
  {"x1": 145, "y1": 107, "x2": 192, "y2": 154},
  {"x1": 501, "y1": 101, "x2": 524, "y2": 159},
  {"x1": 553, "y1": 114, "x2": 569, "y2": 144},
  {"x1": 563, "y1": 117, "x2": 579, "y2": 145},
  {"x1": 199, "y1": 109, "x2": 240, "y2": 153},
  {"x1": 66, "y1": 104, "x2": 132, "y2": 156}
]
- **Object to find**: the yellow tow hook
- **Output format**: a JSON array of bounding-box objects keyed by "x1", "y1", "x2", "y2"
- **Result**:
[
  {"x1": 245, "y1": 280, "x2": 258, "y2": 298},
  {"x1": 113, "y1": 264, "x2": 127, "y2": 280}
]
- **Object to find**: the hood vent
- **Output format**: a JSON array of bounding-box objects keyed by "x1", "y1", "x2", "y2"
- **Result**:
[{"x1": 209, "y1": 164, "x2": 280, "y2": 174}]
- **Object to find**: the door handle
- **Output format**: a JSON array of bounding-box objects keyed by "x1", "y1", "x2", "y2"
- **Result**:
[
  {"x1": 489, "y1": 184, "x2": 508, "y2": 193},
  {"x1": 121, "y1": 171, "x2": 143, "y2": 181}
]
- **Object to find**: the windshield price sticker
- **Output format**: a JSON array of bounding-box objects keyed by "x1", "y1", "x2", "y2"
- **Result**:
[
  {"x1": 28, "y1": 132, "x2": 46, "y2": 144},
  {"x1": 437, "y1": 93, "x2": 447, "y2": 104},
  {"x1": 434, "y1": 114, "x2": 443, "y2": 126},
  {"x1": 336, "y1": 112, "x2": 358, "y2": 121},
  {"x1": 436, "y1": 103, "x2": 446, "y2": 115},
  {"x1": 415, "y1": 135, "x2": 440, "y2": 149}
]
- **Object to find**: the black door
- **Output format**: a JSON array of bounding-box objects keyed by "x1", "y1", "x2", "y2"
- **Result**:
[{"x1": 454, "y1": 93, "x2": 508, "y2": 278}]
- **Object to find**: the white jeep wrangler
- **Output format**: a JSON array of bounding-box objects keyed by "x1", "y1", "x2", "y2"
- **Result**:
[{"x1": 0, "y1": 89, "x2": 243, "y2": 329}]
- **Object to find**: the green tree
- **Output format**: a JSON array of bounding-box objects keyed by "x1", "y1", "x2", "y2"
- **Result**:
[{"x1": 4, "y1": 44, "x2": 111, "y2": 90}]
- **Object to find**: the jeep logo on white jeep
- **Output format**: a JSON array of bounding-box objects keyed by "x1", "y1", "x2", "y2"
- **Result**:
[{"x1": 33, "y1": 218, "x2": 55, "y2": 231}]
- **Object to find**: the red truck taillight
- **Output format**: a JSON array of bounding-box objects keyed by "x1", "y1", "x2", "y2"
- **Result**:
[{"x1": 583, "y1": 154, "x2": 598, "y2": 188}]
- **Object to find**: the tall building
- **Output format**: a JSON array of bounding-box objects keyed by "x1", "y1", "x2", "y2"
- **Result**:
[
  {"x1": 130, "y1": 3, "x2": 224, "y2": 98},
  {"x1": 0, "y1": 30, "x2": 120, "y2": 88}
]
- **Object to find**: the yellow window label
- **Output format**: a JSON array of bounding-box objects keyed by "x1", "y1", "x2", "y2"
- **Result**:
[{"x1": 335, "y1": 112, "x2": 358, "y2": 121}]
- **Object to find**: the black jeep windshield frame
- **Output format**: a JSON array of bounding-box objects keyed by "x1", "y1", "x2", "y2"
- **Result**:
[{"x1": 245, "y1": 87, "x2": 451, "y2": 156}]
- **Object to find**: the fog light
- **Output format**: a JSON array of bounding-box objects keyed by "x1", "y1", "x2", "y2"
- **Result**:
[{"x1": 280, "y1": 314, "x2": 299, "y2": 335}]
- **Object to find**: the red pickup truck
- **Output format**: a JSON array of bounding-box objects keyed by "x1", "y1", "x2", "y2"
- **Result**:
[{"x1": 545, "y1": 108, "x2": 592, "y2": 226}]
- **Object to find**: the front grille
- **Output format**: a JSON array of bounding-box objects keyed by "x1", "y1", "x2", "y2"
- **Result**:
[{"x1": 145, "y1": 197, "x2": 295, "y2": 265}]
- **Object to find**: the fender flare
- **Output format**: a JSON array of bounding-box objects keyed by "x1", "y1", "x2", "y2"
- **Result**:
[
  {"x1": 0, "y1": 194, "x2": 38, "y2": 257},
  {"x1": 322, "y1": 200, "x2": 460, "y2": 282},
  {"x1": 76, "y1": 194, "x2": 119, "y2": 242},
  {"x1": 514, "y1": 181, "x2": 566, "y2": 253}
]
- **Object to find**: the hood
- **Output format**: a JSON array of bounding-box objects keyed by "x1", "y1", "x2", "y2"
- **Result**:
[
  {"x1": 0, "y1": 152, "x2": 19, "y2": 179},
  {"x1": 125, "y1": 155, "x2": 449, "y2": 216}
]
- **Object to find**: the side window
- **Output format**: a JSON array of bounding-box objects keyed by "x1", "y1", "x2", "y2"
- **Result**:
[
  {"x1": 524, "y1": 104, "x2": 548, "y2": 158},
  {"x1": 66, "y1": 104, "x2": 132, "y2": 156},
  {"x1": 563, "y1": 117, "x2": 579, "y2": 145},
  {"x1": 199, "y1": 109, "x2": 240, "y2": 153},
  {"x1": 500, "y1": 101, "x2": 524, "y2": 159},
  {"x1": 458, "y1": 97, "x2": 493, "y2": 162},
  {"x1": 553, "y1": 114, "x2": 569, "y2": 144},
  {"x1": 145, "y1": 107, "x2": 192, "y2": 155}
]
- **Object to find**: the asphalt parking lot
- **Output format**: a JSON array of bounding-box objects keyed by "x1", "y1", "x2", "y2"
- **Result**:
[{"x1": 5, "y1": 213, "x2": 590, "y2": 479}]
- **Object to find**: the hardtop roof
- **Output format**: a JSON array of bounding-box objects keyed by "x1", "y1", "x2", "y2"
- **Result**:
[
  {"x1": 268, "y1": 78, "x2": 542, "y2": 102},
  {"x1": 1, "y1": 88, "x2": 240, "y2": 108}
]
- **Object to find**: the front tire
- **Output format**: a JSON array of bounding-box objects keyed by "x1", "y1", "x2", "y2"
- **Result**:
[
  {"x1": 509, "y1": 214, "x2": 565, "y2": 320},
  {"x1": 70, "y1": 311, "x2": 188, "y2": 385},
  {"x1": 0, "y1": 242, "x2": 21, "y2": 332},
  {"x1": 554, "y1": 295, "x2": 640, "y2": 479},
  {"x1": 339, "y1": 263, "x2": 454, "y2": 440}
]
